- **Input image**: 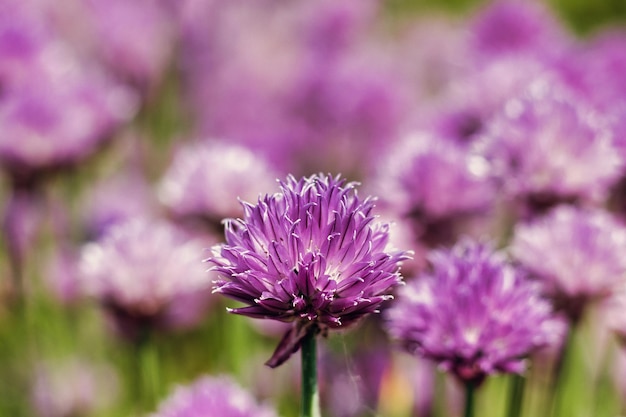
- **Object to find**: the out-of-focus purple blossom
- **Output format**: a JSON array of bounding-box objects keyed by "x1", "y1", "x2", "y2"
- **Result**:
[
  {"x1": 32, "y1": 358, "x2": 118, "y2": 417},
  {"x1": 512, "y1": 206, "x2": 626, "y2": 322},
  {"x1": 416, "y1": 55, "x2": 553, "y2": 149},
  {"x1": 82, "y1": 0, "x2": 175, "y2": 93},
  {"x1": 158, "y1": 141, "x2": 279, "y2": 229},
  {"x1": 78, "y1": 218, "x2": 212, "y2": 339},
  {"x1": 373, "y1": 133, "x2": 494, "y2": 246},
  {"x1": 208, "y1": 174, "x2": 410, "y2": 367},
  {"x1": 0, "y1": 68, "x2": 136, "y2": 188},
  {"x1": 386, "y1": 240, "x2": 559, "y2": 386},
  {"x1": 150, "y1": 375, "x2": 278, "y2": 417},
  {"x1": 81, "y1": 170, "x2": 156, "y2": 240},
  {"x1": 480, "y1": 78, "x2": 621, "y2": 213},
  {"x1": 558, "y1": 30, "x2": 626, "y2": 112},
  {"x1": 469, "y1": 0, "x2": 568, "y2": 59},
  {"x1": 180, "y1": 0, "x2": 408, "y2": 177},
  {"x1": 0, "y1": 1, "x2": 137, "y2": 188}
]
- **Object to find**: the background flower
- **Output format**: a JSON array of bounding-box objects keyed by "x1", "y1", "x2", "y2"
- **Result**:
[{"x1": 386, "y1": 240, "x2": 560, "y2": 385}]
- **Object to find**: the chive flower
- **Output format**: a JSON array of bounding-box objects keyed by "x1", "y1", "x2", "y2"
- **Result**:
[
  {"x1": 150, "y1": 376, "x2": 278, "y2": 417},
  {"x1": 386, "y1": 240, "x2": 559, "y2": 386},
  {"x1": 512, "y1": 205, "x2": 626, "y2": 322},
  {"x1": 208, "y1": 173, "x2": 409, "y2": 367}
]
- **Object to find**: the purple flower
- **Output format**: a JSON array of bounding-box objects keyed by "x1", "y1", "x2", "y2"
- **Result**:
[
  {"x1": 150, "y1": 375, "x2": 278, "y2": 417},
  {"x1": 0, "y1": 3, "x2": 137, "y2": 188},
  {"x1": 480, "y1": 78, "x2": 621, "y2": 211},
  {"x1": 373, "y1": 133, "x2": 494, "y2": 246},
  {"x1": 180, "y1": 0, "x2": 407, "y2": 177},
  {"x1": 78, "y1": 218, "x2": 212, "y2": 340},
  {"x1": 208, "y1": 173, "x2": 409, "y2": 367},
  {"x1": 469, "y1": 0, "x2": 568, "y2": 59},
  {"x1": 83, "y1": 0, "x2": 175, "y2": 92},
  {"x1": 512, "y1": 205, "x2": 626, "y2": 322},
  {"x1": 386, "y1": 240, "x2": 559, "y2": 386},
  {"x1": 158, "y1": 141, "x2": 280, "y2": 228}
]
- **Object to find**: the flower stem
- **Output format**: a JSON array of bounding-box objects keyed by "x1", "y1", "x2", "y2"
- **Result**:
[
  {"x1": 136, "y1": 327, "x2": 160, "y2": 412},
  {"x1": 301, "y1": 329, "x2": 320, "y2": 417},
  {"x1": 507, "y1": 374, "x2": 526, "y2": 417},
  {"x1": 463, "y1": 381, "x2": 476, "y2": 417},
  {"x1": 548, "y1": 323, "x2": 575, "y2": 417}
]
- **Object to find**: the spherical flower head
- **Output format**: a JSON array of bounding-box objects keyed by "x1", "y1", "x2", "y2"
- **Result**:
[
  {"x1": 158, "y1": 141, "x2": 280, "y2": 226},
  {"x1": 79, "y1": 218, "x2": 212, "y2": 339},
  {"x1": 85, "y1": 0, "x2": 175, "y2": 92},
  {"x1": 511, "y1": 205, "x2": 626, "y2": 321},
  {"x1": 150, "y1": 375, "x2": 278, "y2": 417},
  {"x1": 469, "y1": 0, "x2": 568, "y2": 59},
  {"x1": 208, "y1": 173, "x2": 410, "y2": 367},
  {"x1": 373, "y1": 133, "x2": 494, "y2": 246},
  {"x1": 386, "y1": 240, "x2": 559, "y2": 386},
  {"x1": 481, "y1": 78, "x2": 622, "y2": 208}
]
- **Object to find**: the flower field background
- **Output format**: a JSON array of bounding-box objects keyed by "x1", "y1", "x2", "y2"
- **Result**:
[{"x1": 2, "y1": 0, "x2": 626, "y2": 417}]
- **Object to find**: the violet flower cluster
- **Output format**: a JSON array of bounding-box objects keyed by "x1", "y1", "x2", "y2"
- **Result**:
[
  {"x1": 208, "y1": 173, "x2": 410, "y2": 367},
  {"x1": 512, "y1": 205, "x2": 626, "y2": 321},
  {"x1": 78, "y1": 218, "x2": 213, "y2": 339},
  {"x1": 386, "y1": 240, "x2": 559, "y2": 386},
  {"x1": 158, "y1": 141, "x2": 280, "y2": 227},
  {"x1": 150, "y1": 376, "x2": 278, "y2": 417}
]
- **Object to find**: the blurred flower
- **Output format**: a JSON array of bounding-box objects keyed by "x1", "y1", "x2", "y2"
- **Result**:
[
  {"x1": 0, "y1": 2, "x2": 137, "y2": 188},
  {"x1": 150, "y1": 375, "x2": 278, "y2": 417},
  {"x1": 512, "y1": 206, "x2": 626, "y2": 322},
  {"x1": 180, "y1": 0, "x2": 408, "y2": 177},
  {"x1": 386, "y1": 240, "x2": 559, "y2": 386},
  {"x1": 469, "y1": 0, "x2": 568, "y2": 59},
  {"x1": 208, "y1": 173, "x2": 409, "y2": 367},
  {"x1": 81, "y1": 170, "x2": 156, "y2": 240},
  {"x1": 83, "y1": 0, "x2": 175, "y2": 93},
  {"x1": 373, "y1": 133, "x2": 494, "y2": 246},
  {"x1": 560, "y1": 30, "x2": 626, "y2": 112},
  {"x1": 32, "y1": 358, "x2": 118, "y2": 417},
  {"x1": 158, "y1": 141, "x2": 279, "y2": 230},
  {"x1": 480, "y1": 78, "x2": 621, "y2": 213},
  {"x1": 78, "y1": 218, "x2": 212, "y2": 340}
]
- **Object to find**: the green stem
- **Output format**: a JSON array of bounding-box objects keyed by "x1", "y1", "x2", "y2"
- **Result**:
[
  {"x1": 507, "y1": 373, "x2": 526, "y2": 417},
  {"x1": 301, "y1": 330, "x2": 321, "y2": 417},
  {"x1": 548, "y1": 324, "x2": 575, "y2": 417},
  {"x1": 464, "y1": 381, "x2": 476, "y2": 417},
  {"x1": 136, "y1": 327, "x2": 160, "y2": 411}
]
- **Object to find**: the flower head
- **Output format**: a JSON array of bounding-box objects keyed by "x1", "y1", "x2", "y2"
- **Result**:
[
  {"x1": 208, "y1": 173, "x2": 409, "y2": 366},
  {"x1": 373, "y1": 133, "x2": 494, "y2": 246},
  {"x1": 469, "y1": 0, "x2": 568, "y2": 59},
  {"x1": 386, "y1": 240, "x2": 559, "y2": 386},
  {"x1": 158, "y1": 141, "x2": 280, "y2": 228},
  {"x1": 79, "y1": 218, "x2": 213, "y2": 340},
  {"x1": 480, "y1": 79, "x2": 621, "y2": 210},
  {"x1": 150, "y1": 375, "x2": 278, "y2": 417},
  {"x1": 512, "y1": 205, "x2": 626, "y2": 321}
]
